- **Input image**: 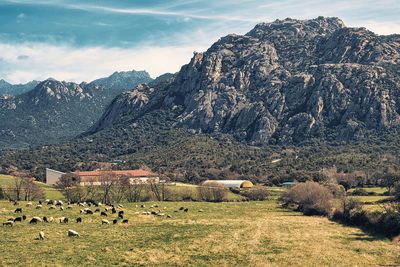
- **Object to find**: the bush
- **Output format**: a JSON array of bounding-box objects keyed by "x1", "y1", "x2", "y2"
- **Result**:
[
  {"x1": 350, "y1": 188, "x2": 369, "y2": 196},
  {"x1": 198, "y1": 182, "x2": 228, "y2": 202},
  {"x1": 280, "y1": 181, "x2": 334, "y2": 216},
  {"x1": 0, "y1": 186, "x2": 4, "y2": 199},
  {"x1": 240, "y1": 187, "x2": 269, "y2": 201}
]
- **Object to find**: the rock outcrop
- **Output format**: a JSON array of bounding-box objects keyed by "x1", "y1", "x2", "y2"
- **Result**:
[{"x1": 86, "y1": 17, "x2": 400, "y2": 144}]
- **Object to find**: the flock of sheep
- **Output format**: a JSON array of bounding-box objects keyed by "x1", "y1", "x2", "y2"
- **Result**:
[{"x1": 2, "y1": 199, "x2": 199, "y2": 239}]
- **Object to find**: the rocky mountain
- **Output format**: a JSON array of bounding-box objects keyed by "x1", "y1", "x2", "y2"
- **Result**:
[
  {"x1": 90, "y1": 70, "x2": 153, "y2": 90},
  {"x1": 0, "y1": 79, "x2": 40, "y2": 96},
  {"x1": 90, "y1": 17, "x2": 400, "y2": 144}
]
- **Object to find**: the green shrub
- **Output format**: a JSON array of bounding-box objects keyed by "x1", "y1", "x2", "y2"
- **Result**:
[{"x1": 350, "y1": 188, "x2": 369, "y2": 196}]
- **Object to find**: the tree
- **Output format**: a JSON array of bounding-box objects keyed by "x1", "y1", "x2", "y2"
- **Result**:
[
  {"x1": 56, "y1": 173, "x2": 82, "y2": 202},
  {"x1": 125, "y1": 178, "x2": 145, "y2": 202},
  {"x1": 380, "y1": 173, "x2": 400, "y2": 194},
  {"x1": 98, "y1": 172, "x2": 119, "y2": 204}
]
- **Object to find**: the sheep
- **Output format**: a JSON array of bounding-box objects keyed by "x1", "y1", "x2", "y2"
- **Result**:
[
  {"x1": 157, "y1": 213, "x2": 165, "y2": 217},
  {"x1": 78, "y1": 203, "x2": 85, "y2": 207},
  {"x1": 26, "y1": 202, "x2": 33, "y2": 207},
  {"x1": 45, "y1": 199, "x2": 50, "y2": 203},
  {"x1": 48, "y1": 217, "x2": 54, "y2": 223},
  {"x1": 86, "y1": 210, "x2": 93, "y2": 215},
  {"x1": 118, "y1": 214, "x2": 124, "y2": 219},
  {"x1": 111, "y1": 208, "x2": 116, "y2": 214},
  {"x1": 39, "y1": 231, "x2": 45, "y2": 240},
  {"x1": 36, "y1": 205, "x2": 42, "y2": 209},
  {"x1": 60, "y1": 206, "x2": 64, "y2": 211},
  {"x1": 38, "y1": 200, "x2": 42, "y2": 205},
  {"x1": 47, "y1": 200, "x2": 54, "y2": 205},
  {"x1": 7, "y1": 217, "x2": 15, "y2": 222},
  {"x1": 55, "y1": 200, "x2": 63, "y2": 206},
  {"x1": 29, "y1": 217, "x2": 42, "y2": 224},
  {"x1": 59, "y1": 217, "x2": 68, "y2": 223},
  {"x1": 122, "y1": 219, "x2": 128, "y2": 224},
  {"x1": 151, "y1": 211, "x2": 157, "y2": 215},
  {"x1": 13, "y1": 201, "x2": 19, "y2": 206},
  {"x1": 100, "y1": 212, "x2": 107, "y2": 217},
  {"x1": 3, "y1": 221, "x2": 13, "y2": 226},
  {"x1": 184, "y1": 208, "x2": 188, "y2": 212},
  {"x1": 179, "y1": 207, "x2": 184, "y2": 210},
  {"x1": 198, "y1": 209, "x2": 204, "y2": 212},
  {"x1": 43, "y1": 216, "x2": 48, "y2": 222},
  {"x1": 118, "y1": 210, "x2": 124, "y2": 216},
  {"x1": 67, "y1": 205, "x2": 73, "y2": 209},
  {"x1": 97, "y1": 202, "x2": 102, "y2": 206},
  {"x1": 117, "y1": 204, "x2": 123, "y2": 208},
  {"x1": 14, "y1": 217, "x2": 22, "y2": 222},
  {"x1": 113, "y1": 219, "x2": 118, "y2": 224},
  {"x1": 94, "y1": 208, "x2": 100, "y2": 213},
  {"x1": 49, "y1": 205, "x2": 56, "y2": 210},
  {"x1": 68, "y1": 229, "x2": 80, "y2": 237},
  {"x1": 14, "y1": 208, "x2": 22, "y2": 213},
  {"x1": 22, "y1": 215, "x2": 26, "y2": 221},
  {"x1": 76, "y1": 217, "x2": 82, "y2": 223},
  {"x1": 140, "y1": 204, "x2": 145, "y2": 208},
  {"x1": 167, "y1": 214, "x2": 172, "y2": 218},
  {"x1": 101, "y1": 219, "x2": 110, "y2": 225}
]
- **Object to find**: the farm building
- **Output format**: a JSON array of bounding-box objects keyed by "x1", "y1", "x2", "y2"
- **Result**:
[
  {"x1": 74, "y1": 170, "x2": 159, "y2": 186},
  {"x1": 46, "y1": 169, "x2": 159, "y2": 185},
  {"x1": 203, "y1": 180, "x2": 253, "y2": 188}
]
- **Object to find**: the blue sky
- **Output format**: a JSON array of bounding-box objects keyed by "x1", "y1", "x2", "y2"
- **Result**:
[{"x1": 0, "y1": 0, "x2": 399, "y2": 84}]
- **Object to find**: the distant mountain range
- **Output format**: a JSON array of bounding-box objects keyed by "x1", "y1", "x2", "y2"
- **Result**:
[
  {"x1": 0, "y1": 70, "x2": 156, "y2": 149},
  {"x1": 0, "y1": 79, "x2": 40, "y2": 96},
  {"x1": 90, "y1": 70, "x2": 153, "y2": 90}
]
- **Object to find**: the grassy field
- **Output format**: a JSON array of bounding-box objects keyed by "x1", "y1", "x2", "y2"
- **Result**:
[{"x1": 1, "y1": 200, "x2": 399, "y2": 266}]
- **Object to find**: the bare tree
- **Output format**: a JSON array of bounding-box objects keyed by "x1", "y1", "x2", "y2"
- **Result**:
[
  {"x1": 125, "y1": 178, "x2": 145, "y2": 202},
  {"x1": 98, "y1": 171, "x2": 118, "y2": 204}
]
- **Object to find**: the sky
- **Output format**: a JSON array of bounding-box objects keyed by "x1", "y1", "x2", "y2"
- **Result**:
[{"x1": 0, "y1": 0, "x2": 399, "y2": 84}]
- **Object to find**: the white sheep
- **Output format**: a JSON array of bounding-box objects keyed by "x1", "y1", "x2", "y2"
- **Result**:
[
  {"x1": 36, "y1": 205, "x2": 42, "y2": 209},
  {"x1": 68, "y1": 229, "x2": 80, "y2": 237},
  {"x1": 101, "y1": 219, "x2": 110, "y2": 225},
  {"x1": 26, "y1": 202, "x2": 33, "y2": 207}
]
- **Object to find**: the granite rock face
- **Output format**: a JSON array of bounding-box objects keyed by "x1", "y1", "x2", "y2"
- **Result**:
[{"x1": 91, "y1": 17, "x2": 400, "y2": 144}]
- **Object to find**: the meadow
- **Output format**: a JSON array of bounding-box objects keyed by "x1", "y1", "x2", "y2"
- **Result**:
[{"x1": 1, "y1": 200, "x2": 400, "y2": 266}]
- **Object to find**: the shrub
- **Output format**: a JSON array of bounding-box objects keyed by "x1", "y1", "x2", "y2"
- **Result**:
[
  {"x1": 240, "y1": 187, "x2": 270, "y2": 201},
  {"x1": 350, "y1": 188, "x2": 369, "y2": 196},
  {"x1": 0, "y1": 186, "x2": 4, "y2": 199},
  {"x1": 198, "y1": 182, "x2": 228, "y2": 202},
  {"x1": 280, "y1": 181, "x2": 334, "y2": 216}
]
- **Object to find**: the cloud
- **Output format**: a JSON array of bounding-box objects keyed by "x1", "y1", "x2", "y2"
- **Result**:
[
  {"x1": 0, "y1": 42, "x2": 209, "y2": 84},
  {"x1": 17, "y1": 55, "x2": 29, "y2": 60}
]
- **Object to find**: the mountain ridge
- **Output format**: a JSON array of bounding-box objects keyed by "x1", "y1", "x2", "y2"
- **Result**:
[{"x1": 89, "y1": 16, "x2": 400, "y2": 144}]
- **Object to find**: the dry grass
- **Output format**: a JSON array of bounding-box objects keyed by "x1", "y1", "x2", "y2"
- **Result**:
[{"x1": 0, "y1": 200, "x2": 399, "y2": 266}]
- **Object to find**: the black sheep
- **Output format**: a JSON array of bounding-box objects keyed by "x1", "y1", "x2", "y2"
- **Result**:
[
  {"x1": 118, "y1": 211, "x2": 124, "y2": 216},
  {"x1": 118, "y1": 214, "x2": 124, "y2": 219},
  {"x1": 184, "y1": 208, "x2": 188, "y2": 212},
  {"x1": 113, "y1": 219, "x2": 118, "y2": 224},
  {"x1": 14, "y1": 217, "x2": 22, "y2": 222},
  {"x1": 76, "y1": 217, "x2": 82, "y2": 223},
  {"x1": 111, "y1": 208, "x2": 116, "y2": 214},
  {"x1": 122, "y1": 219, "x2": 128, "y2": 224},
  {"x1": 14, "y1": 208, "x2": 22, "y2": 213},
  {"x1": 101, "y1": 212, "x2": 107, "y2": 216},
  {"x1": 86, "y1": 210, "x2": 93, "y2": 215},
  {"x1": 95, "y1": 208, "x2": 100, "y2": 212},
  {"x1": 43, "y1": 216, "x2": 48, "y2": 222},
  {"x1": 179, "y1": 207, "x2": 184, "y2": 210},
  {"x1": 29, "y1": 218, "x2": 39, "y2": 224},
  {"x1": 22, "y1": 215, "x2": 26, "y2": 220}
]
